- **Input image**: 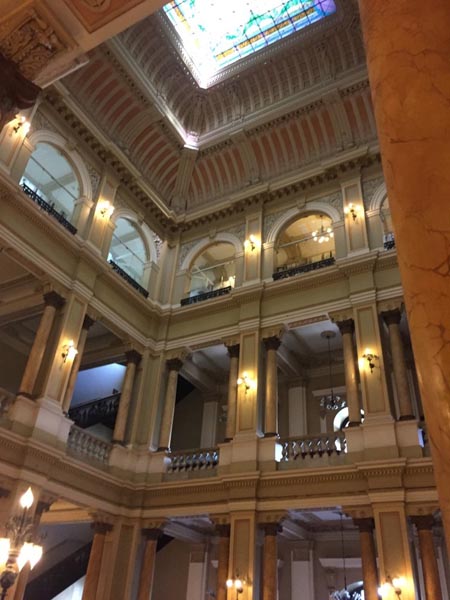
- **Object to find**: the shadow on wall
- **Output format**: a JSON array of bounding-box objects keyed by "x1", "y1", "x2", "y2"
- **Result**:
[{"x1": 72, "y1": 363, "x2": 126, "y2": 407}]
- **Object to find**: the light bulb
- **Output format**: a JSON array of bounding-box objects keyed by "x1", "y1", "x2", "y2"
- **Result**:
[
  {"x1": 226, "y1": 579, "x2": 234, "y2": 588},
  {"x1": 19, "y1": 487, "x2": 34, "y2": 510},
  {"x1": 235, "y1": 579, "x2": 243, "y2": 590},
  {"x1": 28, "y1": 544, "x2": 43, "y2": 570},
  {"x1": 392, "y1": 577, "x2": 405, "y2": 589}
]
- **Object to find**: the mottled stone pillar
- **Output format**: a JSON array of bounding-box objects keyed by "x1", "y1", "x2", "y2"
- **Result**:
[
  {"x1": 261, "y1": 523, "x2": 280, "y2": 600},
  {"x1": 18, "y1": 292, "x2": 65, "y2": 397},
  {"x1": 357, "y1": 0, "x2": 450, "y2": 550},
  {"x1": 411, "y1": 516, "x2": 443, "y2": 600},
  {"x1": 382, "y1": 310, "x2": 414, "y2": 420},
  {"x1": 216, "y1": 525, "x2": 230, "y2": 600},
  {"x1": 62, "y1": 316, "x2": 94, "y2": 414},
  {"x1": 82, "y1": 521, "x2": 113, "y2": 600},
  {"x1": 336, "y1": 319, "x2": 361, "y2": 425},
  {"x1": 354, "y1": 519, "x2": 379, "y2": 600},
  {"x1": 263, "y1": 337, "x2": 281, "y2": 437},
  {"x1": 137, "y1": 528, "x2": 162, "y2": 600},
  {"x1": 158, "y1": 358, "x2": 183, "y2": 451},
  {"x1": 113, "y1": 350, "x2": 141, "y2": 443},
  {"x1": 225, "y1": 345, "x2": 240, "y2": 441}
]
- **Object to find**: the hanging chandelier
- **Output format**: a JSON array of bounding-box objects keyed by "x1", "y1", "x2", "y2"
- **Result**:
[
  {"x1": 312, "y1": 215, "x2": 334, "y2": 244},
  {"x1": 320, "y1": 331, "x2": 346, "y2": 412}
]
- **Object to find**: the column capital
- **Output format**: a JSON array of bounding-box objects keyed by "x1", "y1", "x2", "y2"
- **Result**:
[
  {"x1": 142, "y1": 527, "x2": 163, "y2": 541},
  {"x1": 166, "y1": 357, "x2": 183, "y2": 372},
  {"x1": 227, "y1": 344, "x2": 240, "y2": 359},
  {"x1": 263, "y1": 336, "x2": 281, "y2": 351},
  {"x1": 82, "y1": 315, "x2": 95, "y2": 331},
  {"x1": 410, "y1": 515, "x2": 435, "y2": 531},
  {"x1": 259, "y1": 522, "x2": 282, "y2": 536},
  {"x1": 381, "y1": 309, "x2": 402, "y2": 326},
  {"x1": 125, "y1": 349, "x2": 142, "y2": 365},
  {"x1": 215, "y1": 524, "x2": 231, "y2": 538},
  {"x1": 43, "y1": 291, "x2": 65, "y2": 309},
  {"x1": 336, "y1": 318, "x2": 355, "y2": 335},
  {"x1": 92, "y1": 521, "x2": 113, "y2": 535},
  {"x1": 353, "y1": 518, "x2": 375, "y2": 533}
]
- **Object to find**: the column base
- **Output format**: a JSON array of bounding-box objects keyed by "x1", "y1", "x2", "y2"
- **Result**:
[
  {"x1": 398, "y1": 414, "x2": 415, "y2": 421},
  {"x1": 348, "y1": 421, "x2": 362, "y2": 428},
  {"x1": 263, "y1": 432, "x2": 278, "y2": 438},
  {"x1": 8, "y1": 395, "x2": 73, "y2": 449},
  {"x1": 218, "y1": 434, "x2": 281, "y2": 474},
  {"x1": 395, "y1": 419, "x2": 422, "y2": 457},
  {"x1": 346, "y1": 415, "x2": 399, "y2": 461}
]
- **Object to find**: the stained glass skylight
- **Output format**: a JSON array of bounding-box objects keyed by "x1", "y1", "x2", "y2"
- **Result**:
[{"x1": 163, "y1": 0, "x2": 337, "y2": 87}]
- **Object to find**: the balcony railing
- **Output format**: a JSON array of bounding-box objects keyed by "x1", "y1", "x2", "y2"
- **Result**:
[
  {"x1": 273, "y1": 257, "x2": 335, "y2": 281},
  {"x1": 68, "y1": 393, "x2": 120, "y2": 429},
  {"x1": 21, "y1": 183, "x2": 78, "y2": 235},
  {"x1": 167, "y1": 448, "x2": 219, "y2": 473},
  {"x1": 181, "y1": 286, "x2": 232, "y2": 306},
  {"x1": 109, "y1": 260, "x2": 149, "y2": 298},
  {"x1": 280, "y1": 431, "x2": 347, "y2": 462},
  {"x1": 67, "y1": 425, "x2": 112, "y2": 465}
]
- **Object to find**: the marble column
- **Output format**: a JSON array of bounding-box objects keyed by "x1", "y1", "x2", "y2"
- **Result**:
[
  {"x1": 263, "y1": 337, "x2": 281, "y2": 437},
  {"x1": 82, "y1": 521, "x2": 112, "y2": 600},
  {"x1": 336, "y1": 319, "x2": 361, "y2": 425},
  {"x1": 225, "y1": 345, "x2": 239, "y2": 441},
  {"x1": 353, "y1": 518, "x2": 379, "y2": 600},
  {"x1": 113, "y1": 350, "x2": 142, "y2": 443},
  {"x1": 357, "y1": 0, "x2": 450, "y2": 551},
  {"x1": 18, "y1": 292, "x2": 65, "y2": 397},
  {"x1": 381, "y1": 310, "x2": 414, "y2": 420},
  {"x1": 261, "y1": 523, "x2": 280, "y2": 600},
  {"x1": 137, "y1": 528, "x2": 162, "y2": 600},
  {"x1": 62, "y1": 316, "x2": 95, "y2": 414},
  {"x1": 158, "y1": 358, "x2": 183, "y2": 451},
  {"x1": 411, "y1": 516, "x2": 443, "y2": 600},
  {"x1": 216, "y1": 525, "x2": 230, "y2": 600}
]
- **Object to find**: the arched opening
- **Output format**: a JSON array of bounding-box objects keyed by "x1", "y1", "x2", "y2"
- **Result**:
[
  {"x1": 188, "y1": 242, "x2": 236, "y2": 299},
  {"x1": 380, "y1": 197, "x2": 395, "y2": 249},
  {"x1": 20, "y1": 142, "x2": 80, "y2": 223},
  {"x1": 275, "y1": 213, "x2": 335, "y2": 275},
  {"x1": 108, "y1": 218, "x2": 148, "y2": 286}
]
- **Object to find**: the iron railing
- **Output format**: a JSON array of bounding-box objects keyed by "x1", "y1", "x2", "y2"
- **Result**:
[
  {"x1": 273, "y1": 257, "x2": 335, "y2": 281},
  {"x1": 68, "y1": 393, "x2": 120, "y2": 429},
  {"x1": 181, "y1": 286, "x2": 232, "y2": 306},
  {"x1": 21, "y1": 183, "x2": 77, "y2": 235},
  {"x1": 108, "y1": 260, "x2": 149, "y2": 298}
]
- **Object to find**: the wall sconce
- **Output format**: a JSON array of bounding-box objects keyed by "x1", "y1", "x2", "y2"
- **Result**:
[
  {"x1": 244, "y1": 234, "x2": 259, "y2": 252},
  {"x1": 237, "y1": 372, "x2": 256, "y2": 393},
  {"x1": 61, "y1": 340, "x2": 78, "y2": 363},
  {"x1": 97, "y1": 200, "x2": 114, "y2": 219},
  {"x1": 378, "y1": 575, "x2": 404, "y2": 598},
  {"x1": 226, "y1": 576, "x2": 244, "y2": 596},
  {"x1": 10, "y1": 116, "x2": 30, "y2": 136},
  {"x1": 362, "y1": 349, "x2": 379, "y2": 374},
  {"x1": 344, "y1": 203, "x2": 361, "y2": 222}
]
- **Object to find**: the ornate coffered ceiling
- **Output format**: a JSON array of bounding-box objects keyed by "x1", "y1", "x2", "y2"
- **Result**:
[{"x1": 53, "y1": 0, "x2": 378, "y2": 222}]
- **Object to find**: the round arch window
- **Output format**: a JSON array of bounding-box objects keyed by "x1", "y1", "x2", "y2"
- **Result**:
[
  {"x1": 21, "y1": 142, "x2": 80, "y2": 221},
  {"x1": 275, "y1": 214, "x2": 335, "y2": 272},
  {"x1": 109, "y1": 218, "x2": 148, "y2": 285},
  {"x1": 189, "y1": 242, "x2": 236, "y2": 298}
]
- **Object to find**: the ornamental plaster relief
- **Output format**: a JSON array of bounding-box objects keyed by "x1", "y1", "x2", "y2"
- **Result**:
[{"x1": 362, "y1": 175, "x2": 385, "y2": 209}]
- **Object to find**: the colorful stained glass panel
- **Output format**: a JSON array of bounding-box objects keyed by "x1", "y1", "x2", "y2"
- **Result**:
[{"x1": 163, "y1": 1, "x2": 336, "y2": 84}]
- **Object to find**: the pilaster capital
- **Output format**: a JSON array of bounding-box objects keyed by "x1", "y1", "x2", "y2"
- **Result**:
[
  {"x1": 142, "y1": 527, "x2": 163, "y2": 541},
  {"x1": 329, "y1": 310, "x2": 354, "y2": 324},
  {"x1": 82, "y1": 315, "x2": 95, "y2": 331},
  {"x1": 335, "y1": 318, "x2": 355, "y2": 336},
  {"x1": 410, "y1": 515, "x2": 435, "y2": 531},
  {"x1": 166, "y1": 357, "x2": 183, "y2": 372},
  {"x1": 263, "y1": 336, "x2": 281, "y2": 351},
  {"x1": 226, "y1": 344, "x2": 240, "y2": 359},
  {"x1": 43, "y1": 291, "x2": 65, "y2": 309},
  {"x1": 125, "y1": 349, "x2": 142, "y2": 365},
  {"x1": 381, "y1": 308, "x2": 402, "y2": 326}
]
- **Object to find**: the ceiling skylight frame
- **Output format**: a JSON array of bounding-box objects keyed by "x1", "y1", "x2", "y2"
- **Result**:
[{"x1": 158, "y1": 1, "x2": 340, "y2": 89}]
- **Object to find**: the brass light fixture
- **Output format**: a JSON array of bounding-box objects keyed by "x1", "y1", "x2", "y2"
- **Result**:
[
  {"x1": 362, "y1": 349, "x2": 379, "y2": 374},
  {"x1": 237, "y1": 372, "x2": 255, "y2": 393},
  {"x1": 344, "y1": 203, "x2": 360, "y2": 222},
  {"x1": 61, "y1": 340, "x2": 78, "y2": 363},
  {"x1": 226, "y1": 575, "x2": 244, "y2": 597},
  {"x1": 0, "y1": 488, "x2": 43, "y2": 599},
  {"x1": 320, "y1": 331, "x2": 345, "y2": 412},
  {"x1": 312, "y1": 215, "x2": 334, "y2": 244},
  {"x1": 378, "y1": 575, "x2": 404, "y2": 598}
]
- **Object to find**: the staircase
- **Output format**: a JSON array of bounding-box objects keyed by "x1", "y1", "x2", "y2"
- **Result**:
[{"x1": 68, "y1": 392, "x2": 120, "y2": 429}]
